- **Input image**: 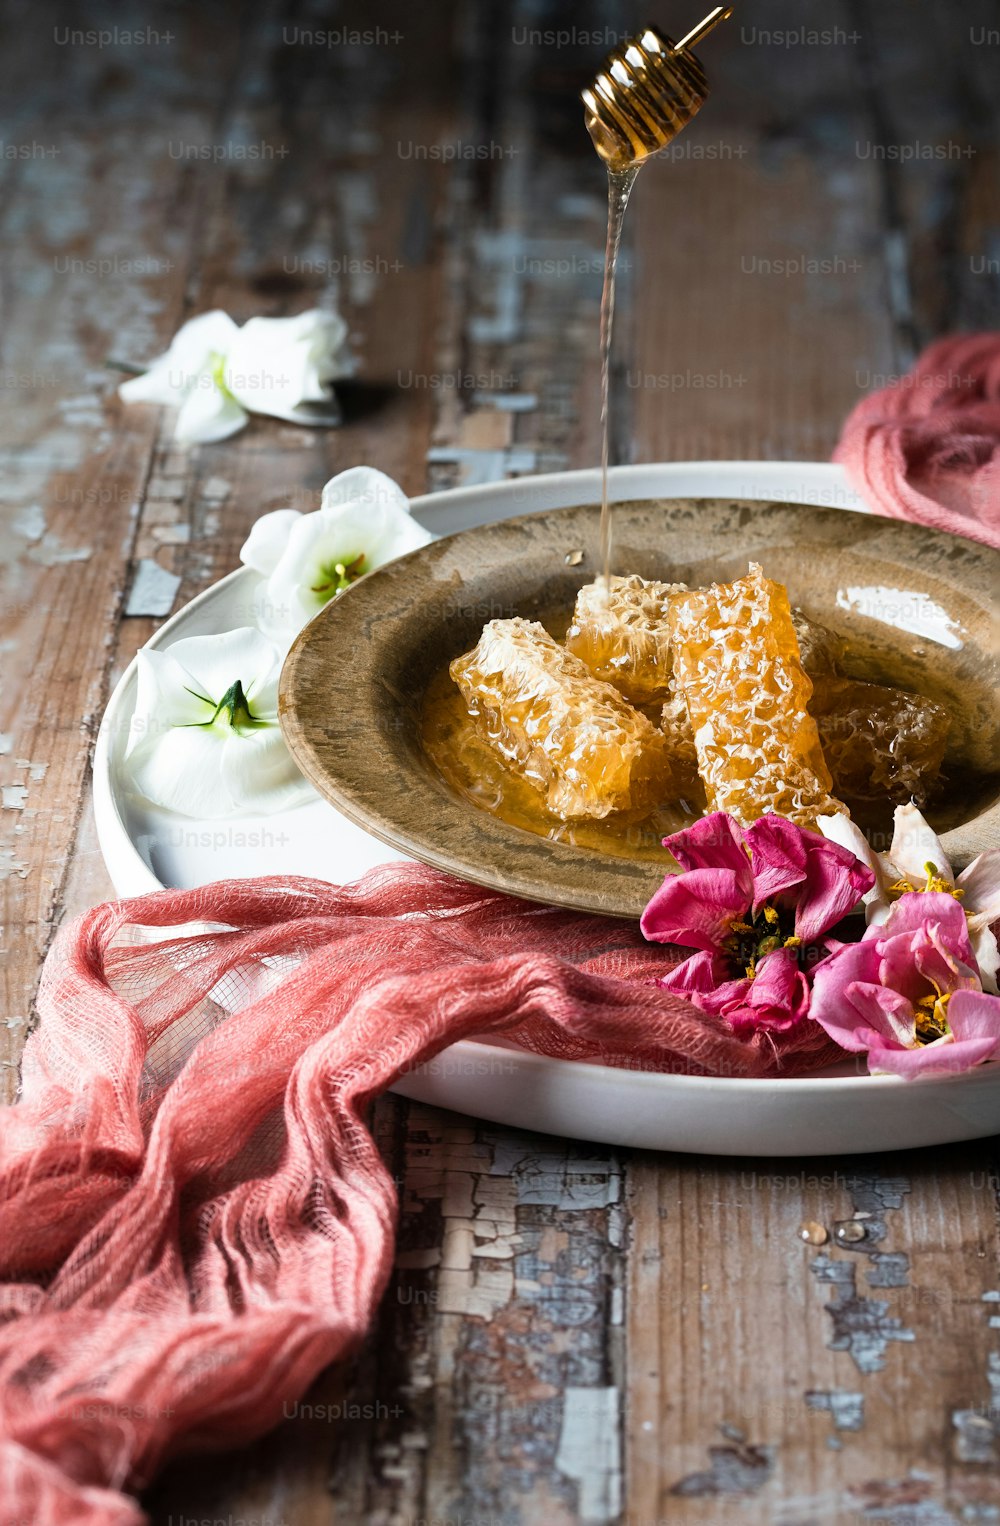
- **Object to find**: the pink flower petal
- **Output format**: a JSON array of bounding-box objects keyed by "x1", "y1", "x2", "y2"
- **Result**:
[
  {"x1": 947, "y1": 989, "x2": 1000, "y2": 1055},
  {"x1": 662, "y1": 812, "x2": 754, "y2": 886},
  {"x1": 745, "y1": 814, "x2": 874, "y2": 942},
  {"x1": 846, "y1": 981, "x2": 916, "y2": 1047},
  {"x1": 640, "y1": 867, "x2": 750, "y2": 952},
  {"x1": 743, "y1": 814, "x2": 814, "y2": 901},
  {"x1": 876, "y1": 928, "x2": 942, "y2": 1007},
  {"x1": 809, "y1": 881, "x2": 1000, "y2": 1079},
  {"x1": 730, "y1": 946, "x2": 810, "y2": 1034},
  {"x1": 912, "y1": 918, "x2": 980, "y2": 995},
  {"x1": 878, "y1": 890, "x2": 972, "y2": 950},
  {"x1": 810, "y1": 941, "x2": 913, "y2": 1052},
  {"x1": 666, "y1": 948, "x2": 811, "y2": 1038},
  {"x1": 657, "y1": 950, "x2": 747, "y2": 1017},
  {"x1": 868, "y1": 1034, "x2": 998, "y2": 1077},
  {"x1": 875, "y1": 894, "x2": 979, "y2": 998}
]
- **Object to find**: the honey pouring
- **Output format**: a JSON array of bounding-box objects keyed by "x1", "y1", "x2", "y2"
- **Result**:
[{"x1": 581, "y1": 6, "x2": 734, "y2": 589}]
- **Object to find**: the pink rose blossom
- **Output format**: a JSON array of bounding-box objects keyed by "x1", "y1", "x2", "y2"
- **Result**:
[
  {"x1": 641, "y1": 812, "x2": 874, "y2": 1034},
  {"x1": 809, "y1": 891, "x2": 1000, "y2": 1077}
]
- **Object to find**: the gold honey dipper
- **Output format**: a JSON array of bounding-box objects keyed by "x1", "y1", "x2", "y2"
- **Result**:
[
  {"x1": 581, "y1": 6, "x2": 734, "y2": 170},
  {"x1": 584, "y1": 6, "x2": 735, "y2": 590}
]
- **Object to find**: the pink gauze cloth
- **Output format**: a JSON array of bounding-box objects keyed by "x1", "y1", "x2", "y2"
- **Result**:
[
  {"x1": 0, "y1": 863, "x2": 840, "y2": 1524},
  {"x1": 834, "y1": 331, "x2": 1000, "y2": 549}
]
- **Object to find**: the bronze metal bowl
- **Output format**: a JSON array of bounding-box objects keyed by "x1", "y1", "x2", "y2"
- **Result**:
[{"x1": 279, "y1": 497, "x2": 1000, "y2": 918}]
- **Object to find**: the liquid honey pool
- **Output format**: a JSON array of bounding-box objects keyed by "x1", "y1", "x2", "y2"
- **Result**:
[{"x1": 420, "y1": 603, "x2": 1000, "y2": 859}]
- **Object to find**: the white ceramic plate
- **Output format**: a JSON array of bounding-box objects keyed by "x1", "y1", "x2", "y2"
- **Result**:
[{"x1": 94, "y1": 462, "x2": 1000, "y2": 1156}]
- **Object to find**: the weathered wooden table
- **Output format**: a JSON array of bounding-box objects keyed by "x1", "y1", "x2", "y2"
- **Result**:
[{"x1": 2, "y1": 2, "x2": 999, "y2": 1521}]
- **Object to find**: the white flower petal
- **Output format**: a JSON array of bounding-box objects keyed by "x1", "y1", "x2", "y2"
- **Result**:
[
  {"x1": 320, "y1": 464, "x2": 407, "y2": 516},
  {"x1": 124, "y1": 627, "x2": 302, "y2": 818},
  {"x1": 119, "y1": 310, "x2": 240, "y2": 406},
  {"x1": 160, "y1": 309, "x2": 240, "y2": 368},
  {"x1": 164, "y1": 628, "x2": 283, "y2": 712},
  {"x1": 318, "y1": 468, "x2": 433, "y2": 570},
  {"x1": 239, "y1": 509, "x2": 304, "y2": 576},
  {"x1": 173, "y1": 381, "x2": 247, "y2": 445},
  {"x1": 957, "y1": 848, "x2": 1000, "y2": 928},
  {"x1": 126, "y1": 647, "x2": 214, "y2": 758},
  {"x1": 305, "y1": 499, "x2": 378, "y2": 560},
  {"x1": 128, "y1": 726, "x2": 241, "y2": 818},
  {"x1": 261, "y1": 513, "x2": 347, "y2": 633},
  {"x1": 220, "y1": 727, "x2": 310, "y2": 812},
  {"x1": 224, "y1": 310, "x2": 351, "y2": 425},
  {"x1": 118, "y1": 362, "x2": 182, "y2": 407},
  {"x1": 246, "y1": 664, "x2": 282, "y2": 715},
  {"x1": 889, "y1": 803, "x2": 953, "y2": 887},
  {"x1": 970, "y1": 926, "x2": 1000, "y2": 996},
  {"x1": 245, "y1": 468, "x2": 430, "y2": 641}
]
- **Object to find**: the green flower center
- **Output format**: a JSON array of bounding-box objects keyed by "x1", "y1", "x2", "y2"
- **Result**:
[
  {"x1": 184, "y1": 678, "x2": 266, "y2": 736},
  {"x1": 310, "y1": 552, "x2": 367, "y2": 601},
  {"x1": 209, "y1": 350, "x2": 234, "y2": 399}
]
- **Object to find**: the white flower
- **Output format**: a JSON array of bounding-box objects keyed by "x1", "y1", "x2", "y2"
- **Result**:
[
  {"x1": 118, "y1": 308, "x2": 352, "y2": 445},
  {"x1": 124, "y1": 627, "x2": 312, "y2": 817},
  {"x1": 240, "y1": 465, "x2": 434, "y2": 643},
  {"x1": 819, "y1": 804, "x2": 1000, "y2": 993}
]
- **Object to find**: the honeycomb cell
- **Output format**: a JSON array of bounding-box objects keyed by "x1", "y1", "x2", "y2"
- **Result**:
[
  {"x1": 450, "y1": 617, "x2": 677, "y2": 820},
  {"x1": 666, "y1": 563, "x2": 846, "y2": 827}
]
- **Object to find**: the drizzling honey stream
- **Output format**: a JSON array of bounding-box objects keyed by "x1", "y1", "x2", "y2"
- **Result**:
[{"x1": 582, "y1": 7, "x2": 734, "y2": 591}]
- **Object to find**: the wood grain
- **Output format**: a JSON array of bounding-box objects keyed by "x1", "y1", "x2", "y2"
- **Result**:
[{"x1": 1, "y1": 0, "x2": 999, "y2": 1522}]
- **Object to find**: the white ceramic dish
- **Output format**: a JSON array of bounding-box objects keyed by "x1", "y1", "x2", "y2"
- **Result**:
[{"x1": 94, "y1": 462, "x2": 1000, "y2": 1156}]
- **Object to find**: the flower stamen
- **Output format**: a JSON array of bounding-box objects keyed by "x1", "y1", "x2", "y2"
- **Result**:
[
  {"x1": 887, "y1": 864, "x2": 965, "y2": 903},
  {"x1": 311, "y1": 552, "x2": 367, "y2": 597},
  {"x1": 922, "y1": 860, "x2": 965, "y2": 899},
  {"x1": 913, "y1": 987, "x2": 952, "y2": 1044}
]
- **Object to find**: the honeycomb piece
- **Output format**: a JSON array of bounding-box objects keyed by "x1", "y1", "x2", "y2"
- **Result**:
[
  {"x1": 667, "y1": 563, "x2": 846, "y2": 828},
  {"x1": 565, "y1": 573, "x2": 687, "y2": 703},
  {"x1": 661, "y1": 609, "x2": 843, "y2": 780},
  {"x1": 791, "y1": 610, "x2": 845, "y2": 676},
  {"x1": 809, "y1": 676, "x2": 950, "y2": 806},
  {"x1": 450, "y1": 617, "x2": 677, "y2": 820}
]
